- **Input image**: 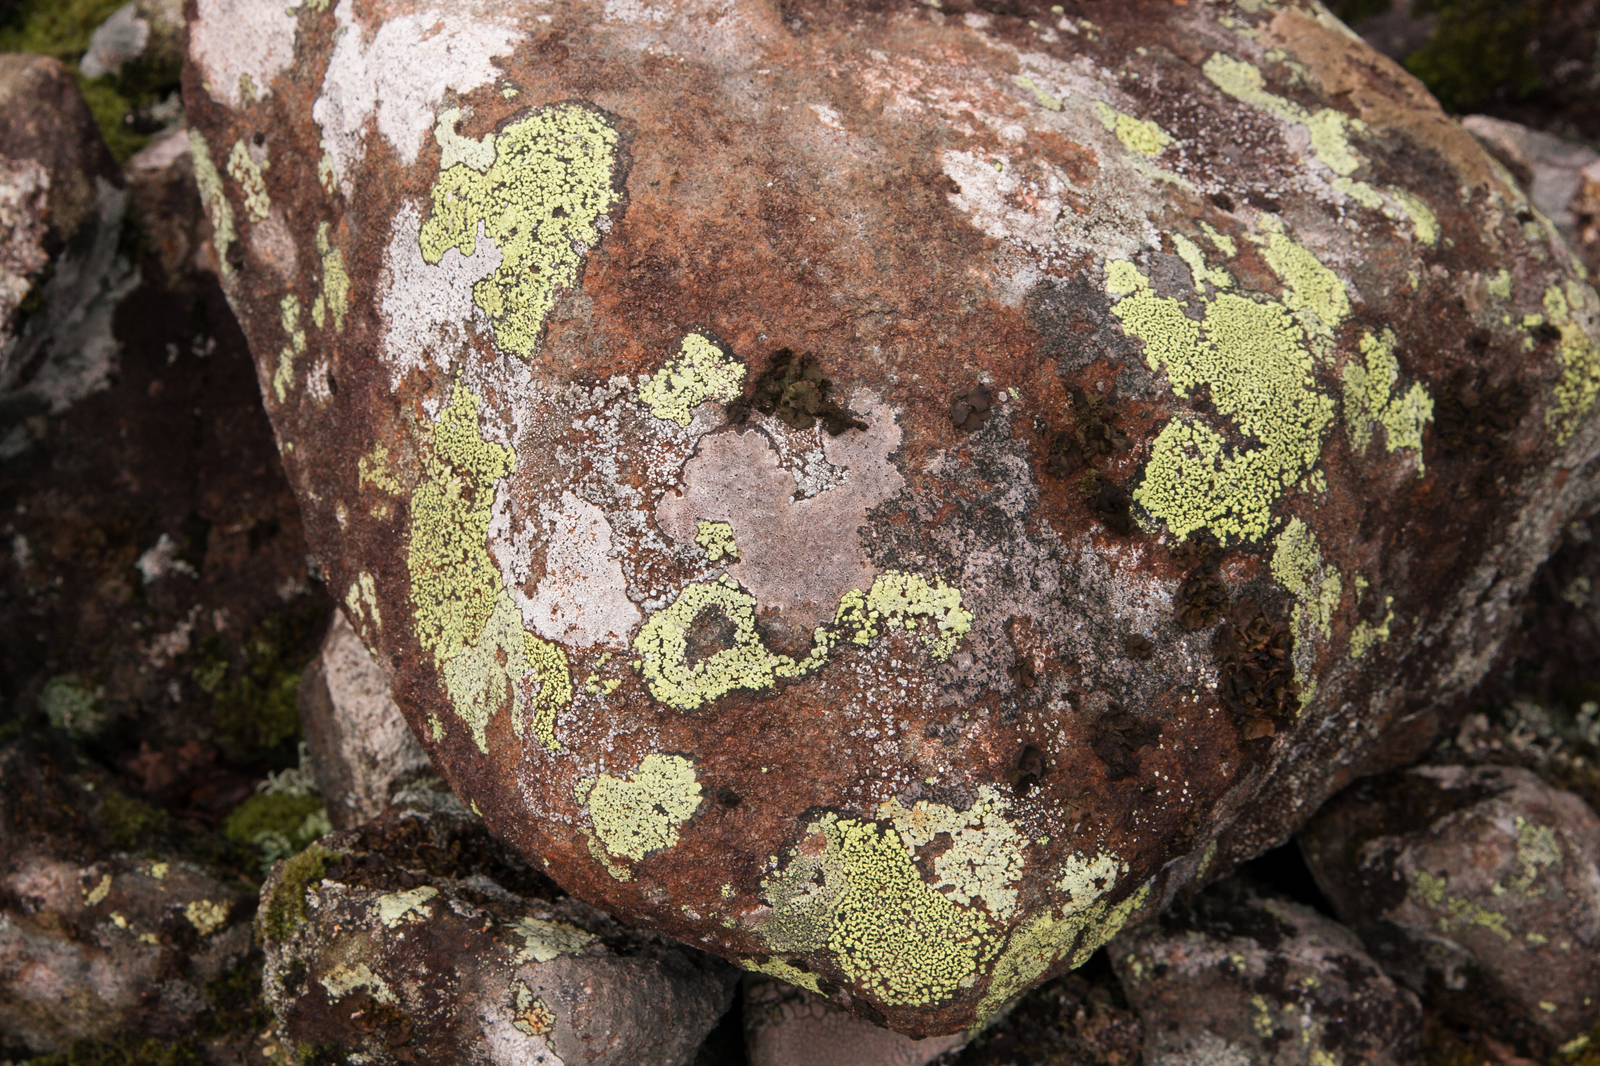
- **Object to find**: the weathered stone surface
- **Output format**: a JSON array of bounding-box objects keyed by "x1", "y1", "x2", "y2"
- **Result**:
[
  {"x1": 301, "y1": 610, "x2": 434, "y2": 830},
  {"x1": 184, "y1": 0, "x2": 1600, "y2": 1032},
  {"x1": 744, "y1": 977, "x2": 963, "y2": 1066},
  {"x1": 1300, "y1": 764, "x2": 1600, "y2": 1048},
  {"x1": 260, "y1": 797, "x2": 738, "y2": 1066},
  {"x1": 1108, "y1": 879, "x2": 1423, "y2": 1066},
  {"x1": 1463, "y1": 115, "x2": 1600, "y2": 277},
  {"x1": 0, "y1": 737, "x2": 256, "y2": 1054}
]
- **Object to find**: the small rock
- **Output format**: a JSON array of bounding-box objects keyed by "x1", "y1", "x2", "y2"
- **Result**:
[
  {"x1": 1462, "y1": 115, "x2": 1600, "y2": 276},
  {"x1": 261, "y1": 798, "x2": 738, "y2": 1065},
  {"x1": 743, "y1": 978, "x2": 963, "y2": 1066},
  {"x1": 0, "y1": 737, "x2": 255, "y2": 1054},
  {"x1": 1109, "y1": 879, "x2": 1422, "y2": 1066},
  {"x1": 300, "y1": 610, "x2": 433, "y2": 830},
  {"x1": 1300, "y1": 764, "x2": 1600, "y2": 1047}
]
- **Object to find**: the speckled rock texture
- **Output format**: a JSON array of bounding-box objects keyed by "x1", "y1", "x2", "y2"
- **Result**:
[
  {"x1": 0, "y1": 737, "x2": 256, "y2": 1054},
  {"x1": 1300, "y1": 764, "x2": 1600, "y2": 1049},
  {"x1": 1463, "y1": 115, "x2": 1600, "y2": 278},
  {"x1": 300, "y1": 610, "x2": 432, "y2": 830},
  {"x1": 183, "y1": 0, "x2": 1600, "y2": 1033},
  {"x1": 744, "y1": 977, "x2": 964, "y2": 1066},
  {"x1": 259, "y1": 795, "x2": 738, "y2": 1066},
  {"x1": 1108, "y1": 879, "x2": 1423, "y2": 1066}
]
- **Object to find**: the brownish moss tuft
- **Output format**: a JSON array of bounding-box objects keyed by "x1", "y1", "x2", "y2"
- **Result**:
[
  {"x1": 1213, "y1": 597, "x2": 1297, "y2": 739},
  {"x1": 727, "y1": 348, "x2": 866, "y2": 435}
]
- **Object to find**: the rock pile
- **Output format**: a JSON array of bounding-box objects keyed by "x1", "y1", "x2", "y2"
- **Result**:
[{"x1": 180, "y1": 0, "x2": 1600, "y2": 1032}]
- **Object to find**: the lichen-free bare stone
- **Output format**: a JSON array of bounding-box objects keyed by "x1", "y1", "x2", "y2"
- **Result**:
[{"x1": 183, "y1": 0, "x2": 1600, "y2": 1033}]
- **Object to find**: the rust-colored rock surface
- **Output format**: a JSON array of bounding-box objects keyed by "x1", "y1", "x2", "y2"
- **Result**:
[{"x1": 183, "y1": 0, "x2": 1600, "y2": 1033}]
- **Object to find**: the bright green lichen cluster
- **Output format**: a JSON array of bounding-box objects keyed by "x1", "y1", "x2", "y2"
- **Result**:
[
  {"x1": 1272, "y1": 517, "x2": 1342, "y2": 702},
  {"x1": 1092, "y1": 100, "x2": 1173, "y2": 157},
  {"x1": 835, "y1": 571, "x2": 975, "y2": 660},
  {"x1": 1408, "y1": 870, "x2": 1513, "y2": 940},
  {"x1": 226, "y1": 140, "x2": 270, "y2": 223},
  {"x1": 311, "y1": 222, "x2": 350, "y2": 331},
  {"x1": 1254, "y1": 218, "x2": 1349, "y2": 341},
  {"x1": 576, "y1": 753, "x2": 703, "y2": 862},
  {"x1": 1342, "y1": 330, "x2": 1434, "y2": 474},
  {"x1": 633, "y1": 571, "x2": 972, "y2": 712},
  {"x1": 694, "y1": 520, "x2": 739, "y2": 562},
  {"x1": 406, "y1": 383, "x2": 572, "y2": 751},
  {"x1": 1542, "y1": 281, "x2": 1600, "y2": 445},
  {"x1": 273, "y1": 294, "x2": 305, "y2": 403},
  {"x1": 1349, "y1": 595, "x2": 1394, "y2": 659},
  {"x1": 638, "y1": 332, "x2": 747, "y2": 427},
  {"x1": 1014, "y1": 75, "x2": 1063, "y2": 111},
  {"x1": 1108, "y1": 241, "x2": 1337, "y2": 544},
  {"x1": 878, "y1": 786, "x2": 1025, "y2": 919},
  {"x1": 419, "y1": 103, "x2": 622, "y2": 359},
  {"x1": 188, "y1": 132, "x2": 236, "y2": 277}
]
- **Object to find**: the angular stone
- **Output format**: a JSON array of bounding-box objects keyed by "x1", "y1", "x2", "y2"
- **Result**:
[
  {"x1": 300, "y1": 610, "x2": 433, "y2": 830},
  {"x1": 183, "y1": 0, "x2": 1600, "y2": 1033},
  {"x1": 259, "y1": 798, "x2": 738, "y2": 1066},
  {"x1": 1109, "y1": 879, "x2": 1423, "y2": 1066},
  {"x1": 744, "y1": 978, "x2": 963, "y2": 1066},
  {"x1": 1300, "y1": 764, "x2": 1600, "y2": 1047}
]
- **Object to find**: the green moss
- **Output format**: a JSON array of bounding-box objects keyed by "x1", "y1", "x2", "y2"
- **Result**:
[
  {"x1": 202, "y1": 606, "x2": 325, "y2": 763},
  {"x1": 1403, "y1": 0, "x2": 1541, "y2": 115},
  {"x1": 1110, "y1": 251, "x2": 1336, "y2": 544},
  {"x1": 406, "y1": 383, "x2": 571, "y2": 751},
  {"x1": 575, "y1": 753, "x2": 703, "y2": 863},
  {"x1": 39, "y1": 674, "x2": 104, "y2": 738},
  {"x1": 638, "y1": 331, "x2": 747, "y2": 427},
  {"x1": 222, "y1": 792, "x2": 327, "y2": 874},
  {"x1": 260, "y1": 844, "x2": 339, "y2": 945},
  {"x1": 420, "y1": 103, "x2": 623, "y2": 359},
  {"x1": 98, "y1": 788, "x2": 166, "y2": 849}
]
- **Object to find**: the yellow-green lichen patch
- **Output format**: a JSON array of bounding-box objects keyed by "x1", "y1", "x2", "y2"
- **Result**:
[
  {"x1": 419, "y1": 103, "x2": 622, "y2": 359},
  {"x1": 320, "y1": 962, "x2": 397, "y2": 1005},
  {"x1": 1014, "y1": 75, "x2": 1063, "y2": 112},
  {"x1": 512, "y1": 981, "x2": 556, "y2": 1036},
  {"x1": 1386, "y1": 187, "x2": 1439, "y2": 246},
  {"x1": 1201, "y1": 53, "x2": 1364, "y2": 180},
  {"x1": 1349, "y1": 595, "x2": 1393, "y2": 659},
  {"x1": 740, "y1": 956, "x2": 823, "y2": 994},
  {"x1": 1251, "y1": 218, "x2": 1351, "y2": 340},
  {"x1": 1342, "y1": 330, "x2": 1435, "y2": 474},
  {"x1": 694, "y1": 520, "x2": 739, "y2": 563},
  {"x1": 1271, "y1": 518, "x2": 1342, "y2": 698},
  {"x1": 189, "y1": 132, "x2": 236, "y2": 277},
  {"x1": 1173, "y1": 233, "x2": 1233, "y2": 290},
  {"x1": 1512, "y1": 816, "x2": 1561, "y2": 892},
  {"x1": 273, "y1": 294, "x2": 306, "y2": 403},
  {"x1": 85, "y1": 873, "x2": 112, "y2": 907},
  {"x1": 434, "y1": 107, "x2": 497, "y2": 173},
  {"x1": 358, "y1": 444, "x2": 404, "y2": 496},
  {"x1": 184, "y1": 899, "x2": 231, "y2": 936},
  {"x1": 505, "y1": 915, "x2": 595, "y2": 963},
  {"x1": 1542, "y1": 281, "x2": 1600, "y2": 445},
  {"x1": 1092, "y1": 101, "x2": 1173, "y2": 157},
  {"x1": 835, "y1": 571, "x2": 974, "y2": 660},
  {"x1": 374, "y1": 885, "x2": 438, "y2": 927},
  {"x1": 878, "y1": 785, "x2": 1026, "y2": 919},
  {"x1": 1110, "y1": 254, "x2": 1336, "y2": 544},
  {"x1": 575, "y1": 753, "x2": 703, "y2": 864},
  {"x1": 311, "y1": 222, "x2": 350, "y2": 332},
  {"x1": 225, "y1": 139, "x2": 270, "y2": 224},
  {"x1": 1487, "y1": 269, "x2": 1513, "y2": 300},
  {"x1": 406, "y1": 383, "x2": 572, "y2": 751},
  {"x1": 975, "y1": 866, "x2": 1146, "y2": 1025},
  {"x1": 345, "y1": 571, "x2": 381, "y2": 631},
  {"x1": 1408, "y1": 870, "x2": 1513, "y2": 940},
  {"x1": 637, "y1": 332, "x2": 747, "y2": 427}
]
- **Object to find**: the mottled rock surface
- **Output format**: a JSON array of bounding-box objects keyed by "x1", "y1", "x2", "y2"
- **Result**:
[
  {"x1": 1109, "y1": 879, "x2": 1423, "y2": 1066},
  {"x1": 1463, "y1": 115, "x2": 1600, "y2": 277},
  {"x1": 184, "y1": 0, "x2": 1600, "y2": 1032},
  {"x1": 260, "y1": 796, "x2": 737, "y2": 1066},
  {"x1": 0, "y1": 737, "x2": 257, "y2": 1054},
  {"x1": 744, "y1": 977, "x2": 963, "y2": 1066},
  {"x1": 300, "y1": 610, "x2": 432, "y2": 830},
  {"x1": 1300, "y1": 764, "x2": 1600, "y2": 1048}
]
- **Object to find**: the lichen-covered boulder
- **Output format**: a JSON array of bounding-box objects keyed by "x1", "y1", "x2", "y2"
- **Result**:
[
  {"x1": 1300, "y1": 764, "x2": 1600, "y2": 1048},
  {"x1": 183, "y1": 0, "x2": 1600, "y2": 1033},
  {"x1": 259, "y1": 796, "x2": 737, "y2": 1066},
  {"x1": 1108, "y1": 879, "x2": 1423, "y2": 1066}
]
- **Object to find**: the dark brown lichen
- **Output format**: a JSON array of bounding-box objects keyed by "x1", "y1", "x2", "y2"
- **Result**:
[
  {"x1": 1213, "y1": 597, "x2": 1297, "y2": 740},
  {"x1": 1048, "y1": 386, "x2": 1130, "y2": 479},
  {"x1": 1172, "y1": 533, "x2": 1230, "y2": 633},
  {"x1": 951, "y1": 384, "x2": 993, "y2": 432},
  {"x1": 1091, "y1": 705, "x2": 1158, "y2": 781},
  {"x1": 1080, "y1": 469, "x2": 1134, "y2": 535},
  {"x1": 727, "y1": 348, "x2": 866, "y2": 435},
  {"x1": 1123, "y1": 633, "x2": 1155, "y2": 661}
]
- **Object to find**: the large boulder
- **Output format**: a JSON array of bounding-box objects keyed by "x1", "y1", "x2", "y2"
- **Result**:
[{"x1": 182, "y1": 0, "x2": 1600, "y2": 1033}]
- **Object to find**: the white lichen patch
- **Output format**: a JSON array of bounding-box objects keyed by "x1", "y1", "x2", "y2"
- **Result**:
[
  {"x1": 504, "y1": 915, "x2": 595, "y2": 963},
  {"x1": 374, "y1": 885, "x2": 438, "y2": 927},
  {"x1": 191, "y1": 0, "x2": 303, "y2": 108},
  {"x1": 638, "y1": 332, "x2": 747, "y2": 426},
  {"x1": 319, "y1": 961, "x2": 397, "y2": 1005},
  {"x1": 313, "y1": 1, "x2": 521, "y2": 195},
  {"x1": 655, "y1": 392, "x2": 905, "y2": 629},
  {"x1": 524, "y1": 491, "x2": 641, "y2": 649},
  {"x1": 878, "y1": 785, "x2": 1027, "y2": 919},
  {"x1": 941, "y1": 148, "x2": 1064, "y2": 252},
  {"x1": 575, "y1": 753, "x2": 703, "y2": 864},
  {"x1": 435, "y1": 107, "x2": 497, "y2": 173},
  {"x1": 380, "y1": 203, "x2": 503, "y2": 390}
]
